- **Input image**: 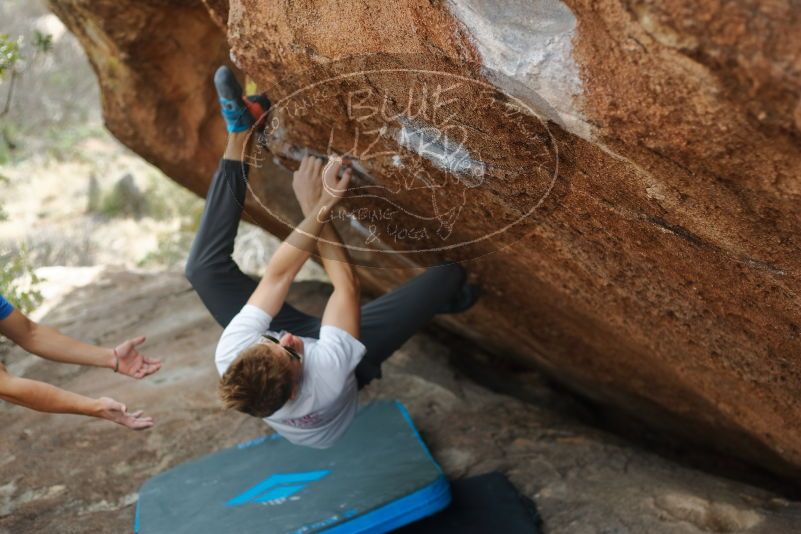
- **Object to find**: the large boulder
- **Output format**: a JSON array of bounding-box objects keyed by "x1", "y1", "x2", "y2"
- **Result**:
[{"x1": 48, "y1": 0, "x2": 801, "y2": 476}]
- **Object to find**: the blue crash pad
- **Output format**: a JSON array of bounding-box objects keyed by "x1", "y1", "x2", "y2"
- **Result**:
[{"x1": 134, "y1": 401, "x2": 450, "y2": 533}]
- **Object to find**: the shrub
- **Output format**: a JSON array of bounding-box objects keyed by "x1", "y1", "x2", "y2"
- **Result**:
[{"x1": 0, "y1": 247, "x2": 43, "y2": 314}]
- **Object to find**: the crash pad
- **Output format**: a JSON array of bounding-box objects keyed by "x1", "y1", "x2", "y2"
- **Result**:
[{"x1": 134, "y1": 400, "x2": 450, "y2": 533}]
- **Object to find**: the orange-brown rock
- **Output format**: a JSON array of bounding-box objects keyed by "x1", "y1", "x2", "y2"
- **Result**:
[
  {"x1": 48, "y1": 0, "x2": 801, "y2": 477},
  {"x1": 46, "y1": 0, "x2": 229, "y2": 216}
]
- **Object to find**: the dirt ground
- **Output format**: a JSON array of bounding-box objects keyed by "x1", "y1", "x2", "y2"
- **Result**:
[{"x1": 2, "y1": 267, "x2": 801, "y2": 533}]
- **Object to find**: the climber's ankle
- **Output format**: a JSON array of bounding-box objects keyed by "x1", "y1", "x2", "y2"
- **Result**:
[{"x1": 224, "y1": 131, "x2": 251, "y2": 161}]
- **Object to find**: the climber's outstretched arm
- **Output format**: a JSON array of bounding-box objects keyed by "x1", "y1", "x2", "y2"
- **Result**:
[
  {"x1": 318, "y1": 222, "x2": 360, "y2": 339},
  {"x1": 292, "y1": 156, "x2": 359, "y2": 338},
  {"x1": 247, "y1": 154, "x2": 352, "y2": 317}
]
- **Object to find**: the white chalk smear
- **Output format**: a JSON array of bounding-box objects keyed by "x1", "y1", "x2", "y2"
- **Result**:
[
  {"x1": 394, "y1": 116, "x2": 485, "y2": 187},
  {"x1": 446, "y1": 0, "x2": 591, "y2": 140}
]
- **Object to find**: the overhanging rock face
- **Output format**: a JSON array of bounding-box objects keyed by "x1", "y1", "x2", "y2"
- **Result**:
[{"x1": 49, "y1": 0, "x2": 801, "y2": 476}]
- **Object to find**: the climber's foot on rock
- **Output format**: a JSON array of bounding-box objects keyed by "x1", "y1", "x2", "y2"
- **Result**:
[
  {"x1": 214, "y1": 66, "x2": 271, "y2": 132},
  {"x1": 438, "y1": 282, "x2": 481, "y2": 314},
  {"x1": 244, "y1": 93, "x2": 271, "y2": 127}
]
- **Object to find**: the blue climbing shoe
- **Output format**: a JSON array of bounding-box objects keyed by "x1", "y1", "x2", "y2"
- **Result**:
[{"x1": 214, "y1": 66, "x2": 271, "y2": 132}]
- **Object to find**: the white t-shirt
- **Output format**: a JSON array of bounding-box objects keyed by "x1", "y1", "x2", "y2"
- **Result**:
[{"x1": 215, "y1": 304, "x2": 367, "y2": 449}]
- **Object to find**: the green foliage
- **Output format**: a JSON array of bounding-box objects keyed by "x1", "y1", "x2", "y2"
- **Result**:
[
  {"x1": 1, "y1": 29, "x2": 55, "y2": 162},
  {"x1": 93, "y1": 174, "x2": 147, "y2": 218},
  {"x1": 0, "y1": 34, "x2": 21, "y2": 79},
  {"x1": 143, "y1": 174, "x2": 205, "y2": 226},
  {"x1": 80, "y1": 169, "x2": 203, "y2": 268},
  {"x1": 0, "y1": 31, "x2": 52, "y2": 80},
  {"x1": 138, "y1": 232, "x2": 196, "y2": 269},
  {"x1": 39, "y1": 123, "x2": 104, "y2": 162},
  {"x1": 0, "y1": 247, "x2": 43, "y2": 314},
  {"x1": 31, "y1": 31, "x2": 53, "y2": 55},
  {"x1": 87, "y1": 170, "x2": 205, "y2": 224},
  {"x1": 0, "y1": 173, "x2": 7, "y2": 222},
  {"x1": 137, "y1": 174, "x2": 204, "y2": 268}
]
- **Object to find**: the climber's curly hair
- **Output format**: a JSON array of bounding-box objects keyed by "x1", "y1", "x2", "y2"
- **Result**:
[{"x1": 218, "y1": 343, "x2": 294, "y2": 418}]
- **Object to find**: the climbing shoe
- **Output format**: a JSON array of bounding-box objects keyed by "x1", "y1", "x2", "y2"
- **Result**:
[
  {"x1": 438, "y1": 282, "x2": 481, "y2": 314},
  {"x1": 244, "y1": 93, "x2": 271, "y2": 126},
  {"x1": 214, "y1": 65, "x2": 271, "y2": 132}
]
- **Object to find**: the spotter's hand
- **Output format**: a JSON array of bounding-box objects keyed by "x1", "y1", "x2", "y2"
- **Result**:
[
  {"x1": 113, "y1": 336, "x2": 161, "y2": 379},
  {"x1": 96, "y1": 397, "x2": 154, "y2": 430}
]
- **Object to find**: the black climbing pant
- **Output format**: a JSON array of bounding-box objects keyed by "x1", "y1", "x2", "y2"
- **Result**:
[{"x1": 185, "y1": 159, "x2": 466, "y2": 389}]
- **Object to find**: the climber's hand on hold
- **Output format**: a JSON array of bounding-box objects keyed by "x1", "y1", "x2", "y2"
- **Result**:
[
  {"x1": 293, "y1": 155, "x2": 324, "y2": 217},
  {"x1": 293, "y1": 155, "x2": 351, "y2": 217},
  {"x1": 320, "y1": 156, "x2": 352, "y2": 209}
]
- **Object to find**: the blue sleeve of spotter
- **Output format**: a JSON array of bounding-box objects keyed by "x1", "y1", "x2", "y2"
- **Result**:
[{"x1": 0, "y1": 294, "x2": 14, "y2": 320}]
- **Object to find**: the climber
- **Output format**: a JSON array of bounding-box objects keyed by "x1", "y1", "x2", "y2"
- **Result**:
[
  {"x1": 0, "y1": 295, "x2": 160, "y2": 429},
  {"x1": 184, "y1": 65, "x2": 479, "y2": 448}
]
